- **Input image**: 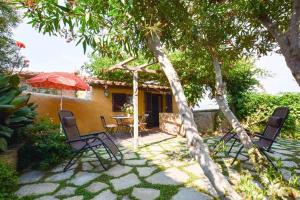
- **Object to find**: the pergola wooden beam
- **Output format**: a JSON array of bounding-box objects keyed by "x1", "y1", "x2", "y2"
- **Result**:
[
  {"x1": 107, "y1": 60, "x2": 158, "y2": 74},
  {"x1": 105, "y1": 58, "x2": 158, "y2": 149}
]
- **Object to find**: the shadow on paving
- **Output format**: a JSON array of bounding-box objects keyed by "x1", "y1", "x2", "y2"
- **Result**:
[
  {"x1": 204, "y1": 136, "x2": 300, "y2": 199},
  {"x1": 16, "y1": 133, "x2": 218, "y2": 200}
]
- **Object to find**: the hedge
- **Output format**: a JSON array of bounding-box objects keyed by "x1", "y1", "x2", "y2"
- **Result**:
[{"x1": 233, "y1": 92, "x2": 300, "y2": 139}]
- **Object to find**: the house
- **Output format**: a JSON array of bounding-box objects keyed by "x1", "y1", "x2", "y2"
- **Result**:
[{"x1": 19, "y1": 71, "x2": 178, "y2": 134}]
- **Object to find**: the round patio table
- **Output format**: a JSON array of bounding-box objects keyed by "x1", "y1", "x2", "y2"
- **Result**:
[{"x1": 112, "y1": 115, "x2": 133, "y2": 134}]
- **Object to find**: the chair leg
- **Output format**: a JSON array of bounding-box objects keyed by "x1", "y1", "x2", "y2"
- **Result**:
[
  {"x1": 90, "y1": 147, "x2": 107, "y2": 170},
  {"x1": 212, "y1": 132, "x2": 235, "y2": 151},
  {"x1": 231, "y1": 146, "x2": 244, "y2": 166},
  {"x1": 101, "y1": 132, "x2": 123, "y2": 160},
  {"x1": 227, "y1": 139, "x2": 237, "y2": 155},
  {"x1": 64, "y1": 151, "x2": 83, "y2": 172},
  {"x1": 260, "y1": 149, "x2": 278, "y2": 171},
  {"x1": 103, "y1": 145, "x2": 113, "y2": 161}
]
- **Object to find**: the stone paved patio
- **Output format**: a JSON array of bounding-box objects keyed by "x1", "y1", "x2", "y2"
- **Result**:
[{"x1": 16, "y1": 132, "x2": 300, "y2": 199}]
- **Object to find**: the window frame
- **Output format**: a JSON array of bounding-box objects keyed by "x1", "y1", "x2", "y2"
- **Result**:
[{"x1": 112, "y1": 93, "x2": 132, "y2": 112}]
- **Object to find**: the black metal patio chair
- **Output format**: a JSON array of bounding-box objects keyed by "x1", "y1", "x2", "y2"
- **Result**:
[
  {"x1": 228, "y1": 107, "x2": 289, "y2": 170},
  {"x1": 59, "y1": 110, "x2": 123, "y2": 172}
]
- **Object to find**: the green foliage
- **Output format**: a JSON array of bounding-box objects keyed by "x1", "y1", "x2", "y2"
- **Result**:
[
  {"x1": 0, "y1": 2, "x2": 25, "y2": 72},
  {"x1": 0, "y1": 160, "x2": 18, "y2": 199},
  {"x1": 18, "y1": 118, "x2": 72, "y2": 170},
  {"x1": 233, "y1": 92, "x2": 300, "y2": 139},
  {"x1": 84, "y1": 54, "x2": 163, "y2": 84},
  {"x1": 0, "y1": 73, "x2": 36, "y2": 151}
]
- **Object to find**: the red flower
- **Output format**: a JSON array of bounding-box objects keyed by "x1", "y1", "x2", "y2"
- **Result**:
[{"x1": 16, "y1": 41, "x2": 26, "y2": 48}]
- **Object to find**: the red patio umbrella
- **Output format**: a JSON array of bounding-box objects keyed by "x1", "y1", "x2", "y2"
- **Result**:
[{"x1": 27, "y1": 72, "x2": 90, "y2": 110}]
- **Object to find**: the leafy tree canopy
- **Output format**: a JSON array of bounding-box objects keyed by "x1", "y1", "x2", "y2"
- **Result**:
[{"x1": 0, "y1": 2, "x2": 24, "y2": 73}]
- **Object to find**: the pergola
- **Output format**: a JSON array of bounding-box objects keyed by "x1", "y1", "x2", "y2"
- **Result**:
[{"x1": 107, "y1": 57, "x2": 158, "y2": 149}]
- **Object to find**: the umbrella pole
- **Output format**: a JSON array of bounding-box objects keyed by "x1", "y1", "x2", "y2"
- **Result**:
[{"x1": 60, "y1": 90, "x2": 63, "y2": 110}]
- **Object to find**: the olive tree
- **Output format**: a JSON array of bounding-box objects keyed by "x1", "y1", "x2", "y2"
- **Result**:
[
  {"x1": 18, "y1": 0, "x2": 241, "y2": 198},
  {"x1": 232, "y1": 0, "x2": 300, "y2": 86}
]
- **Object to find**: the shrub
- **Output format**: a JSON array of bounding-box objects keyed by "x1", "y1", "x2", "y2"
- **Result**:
[
  {"x1": 0, "y1": 161, "x2": 18, "y2": 199},
  {"x1": 18, "y1": 118, "x2": 72, "y2": 170},
  {"x1": 233, "y1": 92, "x2": 300, "y2": 139},
  {"x1": 0, "y1": 73, "x2": 36, "y2": 152}
]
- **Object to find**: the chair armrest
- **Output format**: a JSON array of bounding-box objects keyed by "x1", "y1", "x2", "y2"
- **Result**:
[
  {"x1": 81, "y1": 131, "x2": 105, "y2": 138},
  {"x1": 66, "y1": 137, "x2": 91, "y2": 144},
  {"x1": 253, "y1": 134, "x2": 275, "y2": 142}
]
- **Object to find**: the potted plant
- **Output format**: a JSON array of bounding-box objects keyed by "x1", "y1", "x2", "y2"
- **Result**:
[{"x1": 121, "y1": 103, "x2": 134, "y2": 116}]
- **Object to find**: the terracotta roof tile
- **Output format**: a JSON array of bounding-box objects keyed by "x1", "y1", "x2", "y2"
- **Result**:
[{"x1": 19, "y1": 71, "x2": 170, "y2": 91}]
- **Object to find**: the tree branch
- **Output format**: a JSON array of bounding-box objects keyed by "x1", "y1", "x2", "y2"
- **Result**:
[
  {"x1": 258, "y1": 15, "x2": 287, "y2": 48},
  {"x1": 288, "y1": 0, "x2": 300, "y2": 48}
]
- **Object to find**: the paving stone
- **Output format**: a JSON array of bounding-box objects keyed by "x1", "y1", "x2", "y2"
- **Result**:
[
  {"x1": 100, "y1": 153, "x2": 112, "y2": 160},
  {"x1": 124, "y1": 152, "x2": 138, "y2": 159},
  {"x1": 16, "y1": 183, "x2": 59, "y2": 197},
  {"x1": 146, "y1": 168, "x2": 190, "y2": 185},
  {"x1": 85, "y1": 182, "x2": 109, "y2": 193},
  {"x1": 81, "y1": 157, "x2": 97, "y2": 162},
  {"x1": 90, "y1": 160, "x2": 105, "y2": 167},
  {"x1": 168, "y1": 160, "x2": 185, "y2": 167},
  {"x1": 93, "y1": 164, "x2": 107, "y2": 172},
  {"x1": 228, "y1": 169, "x2": 241, "y2": 184},
  {"x1": 36, "y1": 196, "x2": 59, "y2": 200},
  {"x1": 105, "y1": 164, "x2": 132, "y2": 177},
  {"x1": 51, "y1": 162, "x2": 78, "y2": 173},
  {"x1": 55, "y1": 186, "x2": 76, "y2": 196},
  {"x1": 148, "y1": 159, "x2": 164, "y2": 166},
  {"x1": 82, "y1": 162, "x2": 94, "y2": 171},
  {"x1": 68, "y1": 172, "x2": 100, "y2": 186},
  {"x1": 132, "y1": 187, "x2": 160, "y2": 200},
  {"x1": 275, "y1": 149, "x2": 294, "y2": 155},
  {"x1": 281, "y1": 169, "x2": 292, "y2": 181},
  {"x1": 122, "y1": 195, "x2": 131, "y2": 200},
  {"x1": 193, "y1": 178, "x2": 218, "y2": 197},
  {"x1": 159, "y1": 162, "x2": 172, "y2": 168},
  {"x1": 282, "y1": 161, "x2": 298, "y2": 168},
  {"x1": 149, "y1": 145, "x2": 164, "y2": 152},
  {"x1": 136, "y1": 167, "x2": 157, "y2": 177},
  {"x1": 183, "y1": 164, "x2": 205, "y2": 178},
  {"x1": 172, "y1": 188, "x2": 213, "y2": 200},
  {"x1": 153, "y1": 154, "x2": 168, "y2": 160},
  {"x1": 64, "y1": 196, "x2": 84, "y2": 200},
  {"x1": 110, "y1": 173, "x2": 141, "y2": 191},
  {"x1": 46, "y1": 170, "x2": 74, "y2": 182},
  {"x1": 269, "y1": 153, "x2": 290, "y2": 160},
  {"x1": 19, "y1": 170, "x2": 45, "y2": 184},
  {"x1": 91, "y1": 189, "x2": 117, "y2": 200},
  {"x1": 124, "y1": 159, "x2": 147, "y2": 166}
]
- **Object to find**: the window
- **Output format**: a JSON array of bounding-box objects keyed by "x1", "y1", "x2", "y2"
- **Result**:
[
  {"x1": 112, "y1": 93, "x2": 132, "y2": 112},
  {"x1": 166, "y1": 94, "x2": 173, "y2": 113}
]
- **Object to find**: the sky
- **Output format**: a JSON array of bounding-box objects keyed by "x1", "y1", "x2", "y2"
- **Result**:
[{"x1": 14, "y1": 21, "x2": 300, "y2": 96}]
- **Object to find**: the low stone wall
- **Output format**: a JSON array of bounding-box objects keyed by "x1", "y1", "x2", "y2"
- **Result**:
[
  {"x1": 159, "y1": 113, "x2": 185, "y2": 136},
  {"x1": 159, "y1": 109, "x2": 224, "y2": 135},
  {"x1": 193, "y1": 109, "x2": 219, "y2": 133}
]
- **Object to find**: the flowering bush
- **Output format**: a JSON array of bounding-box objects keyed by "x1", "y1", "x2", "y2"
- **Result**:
[{"x1": 121, "y1": 103, "x2": 134, "y2": 115}]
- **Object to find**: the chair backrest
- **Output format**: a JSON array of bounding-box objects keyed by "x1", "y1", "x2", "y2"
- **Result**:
[
  {"x1": 58, "y1": 110, "x2": 81, "y2": 146},
  {"x1": 100, "y1": 116, "x2": 107, "y2": 128},
  {"x1": 258, "y1": 107, "x2": 289, "y2": 150},
  {"x1": 139, "y1": 114, "x2": 149, "y2": 123}
]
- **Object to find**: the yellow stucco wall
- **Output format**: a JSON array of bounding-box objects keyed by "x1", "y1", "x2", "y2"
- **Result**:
[{"x1": 29, "y1": 86, "x2": 178, "y2": 135}]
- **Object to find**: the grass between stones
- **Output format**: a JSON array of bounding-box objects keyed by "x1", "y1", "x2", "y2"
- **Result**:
[{"x1": 17, "y1": 136, "x2": 299, "y2": 200}]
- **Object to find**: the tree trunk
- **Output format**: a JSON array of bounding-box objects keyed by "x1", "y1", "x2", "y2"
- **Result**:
[
  {"x1": 212, "y1": 56, "x2": 253, "y2": 148},
  {"x1": 148, "y1": 34, "x2": 242, "y2": 200},
  {"x1": 212, "y1": 54, "x2": 268, "y2": 170},
  {"x1": 280, "y1": 49, "x2": 300, "y2": 86},
  {"x1": 258, "y1": 11, "x2": 300, "y2": 86}
]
